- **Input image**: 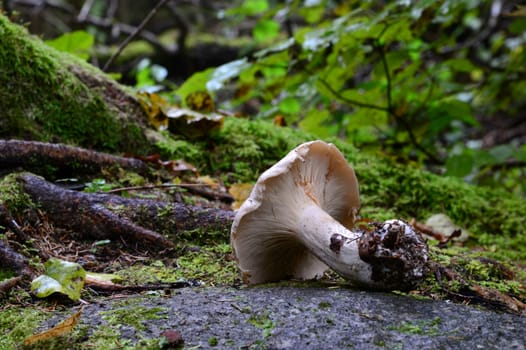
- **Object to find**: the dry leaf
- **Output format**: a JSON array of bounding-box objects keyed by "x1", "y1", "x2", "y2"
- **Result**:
[
  {"x1": 229, "y1": 183, "x2": 253, "y2": 210},
  {"x1": 24, "y1": 308, "x2": 82, "y2": 345},
  {"x1": 185, "y1": 90, "x2": 215, "y2": 112},
  {"x1": 137, "y1": 92, "x2": 169, "y2": 130},
  {"x1": 470, "y1": 284, "x2": 526, "y2": 315}
]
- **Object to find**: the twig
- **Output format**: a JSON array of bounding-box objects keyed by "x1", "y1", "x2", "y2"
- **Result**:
[
  {"x1": 315, "y1": 73, "x2": 389, "y2": 112},
  {"x1": 106, "y1": 183, "x2": 235, "y2": 203},
  {"x1": 0, "y1": 276, "x2": 23, "y2": 294},
  {"x1": 102, "y1": 0, "x2": 170, "y2": 71},
  {"x1": 105, "y1": 183, "x2": 208, "y2": 194},
  {"x1": 375, "y1": 40, "x2": 393, "y2": 114},
  {"x1": 77, "y1": 0, "x2": 95, "y2": 22},
  {"x1": 374, "y1": 36, "x2": 442, "y2": 164}
]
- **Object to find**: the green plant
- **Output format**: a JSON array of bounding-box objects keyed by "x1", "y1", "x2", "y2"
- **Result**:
[{"x1": 179, "y1": 0, "x2": 526, "y2": 195}]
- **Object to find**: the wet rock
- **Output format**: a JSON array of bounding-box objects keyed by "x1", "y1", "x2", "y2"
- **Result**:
[{"x1": 81, "y1": 286, "x2": 526, "y2": 349}]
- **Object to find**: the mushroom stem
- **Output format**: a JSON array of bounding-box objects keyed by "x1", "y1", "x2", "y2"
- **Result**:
[{"x1": 298, "y1": 204, "x2": 375, "y2": 286}]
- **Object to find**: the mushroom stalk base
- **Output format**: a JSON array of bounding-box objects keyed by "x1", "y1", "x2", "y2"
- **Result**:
[{"x1": 298, "y1": 205, "x2": 429, "y2": 291}]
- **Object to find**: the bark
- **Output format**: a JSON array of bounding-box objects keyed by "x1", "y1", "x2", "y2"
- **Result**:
[
  {"x1": 17, "y1": 173, "x2": 235, "y2": 249},
  {"x1": 0, "y1": 240, "x2": 34, "y2": 277},
  {"x1": 0, "y1": 139, "x2": 149, "y2": 175}
]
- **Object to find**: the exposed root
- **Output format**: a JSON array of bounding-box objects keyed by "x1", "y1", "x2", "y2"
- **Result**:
[
  {"x1": 17, "y1": 173, "x2": 235, "y2": 249},
  {"x1": 0, "y1": 139, "x2": 149, "y2": 175}
]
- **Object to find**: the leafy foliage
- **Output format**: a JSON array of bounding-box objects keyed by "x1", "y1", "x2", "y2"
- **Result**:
[
  {"x1": 181, "y1": 0, "x2": 526, "y2": 195},
  {"x1": 44, "y1": 30, "x2": 94, "y2": 60}
]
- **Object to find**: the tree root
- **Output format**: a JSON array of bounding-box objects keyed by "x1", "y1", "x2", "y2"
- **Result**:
[
  {"x1": 0, "y1": 240, "x2": 34, "y2": 277},
  {"x1": 0, "y1": 139, "x2": 149, "y2": 175},
  {"x1": 16, "y1": 173, "x2": 235, "y2": 249}
]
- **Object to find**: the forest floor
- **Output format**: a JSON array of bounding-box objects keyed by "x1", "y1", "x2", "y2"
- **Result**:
[{"x1": 1, "y1": 143, "x2": 525, "y2": 349}]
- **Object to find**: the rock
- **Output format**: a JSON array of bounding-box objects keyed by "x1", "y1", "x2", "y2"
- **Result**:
[{"x1": 79, "y1": 286, "x2": 526, "y2": 349}]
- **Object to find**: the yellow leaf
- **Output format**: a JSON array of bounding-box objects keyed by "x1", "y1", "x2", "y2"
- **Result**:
[
  {"x1": 197, "y1": 175, "x2": 220, "y2": 190},
  {"x1": 185, "y1": 90, "x2": 215, "y2": 112},
  {"x1": 23, "y1": 308, "x2": 82, "y2": 345},
  {"x1": 229, "y1": 183, "x2": 253, "y2": 210},
  {"x1": 506, "y1": 5, "x2": 526, "y2": 17},
  {"x1": 137, "y1": 92, "x2": 169, "y2": 130}
]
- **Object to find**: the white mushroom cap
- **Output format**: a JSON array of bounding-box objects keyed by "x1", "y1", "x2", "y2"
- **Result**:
[{"x1": 231, "y1": 140, "x2": 360, "y2": 284}]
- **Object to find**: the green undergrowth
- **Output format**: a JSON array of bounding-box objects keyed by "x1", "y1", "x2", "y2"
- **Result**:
[
  {"x1": 158, "y1": 117, "x2": 525, "y2": 242},
  {"x1": 0, "y1": 307, "x2": 49, "y2": 349},
  {"x1": 0, "y1": 15, "x2": 150, "y2": 154}
]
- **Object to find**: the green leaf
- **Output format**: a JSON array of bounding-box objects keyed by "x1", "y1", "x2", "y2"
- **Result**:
[
  {"x1": 299, "y1": 4, "x2": 326, "y2": 24},
  {"x1": 31, "y1": 258, "x2": 86, "y2": 301},
  {"x1": 445, "y1": 58, "x2": 476, "y2": 72},
  {"x1": 253, "y1": 19, "x2": 280, "y2": 43},
  {"x1": 207, "y1": 59, "x2": 250, "y2": 91},
  {"x1": 45, "y1": 31, "x2": 94, "y2": 60},
  {"x1": 176, "y1": 68, "x2": 214, "y2": 103},
  {"x1": 446, "y1": 153, "x2": 474, "y2": 178},
  {"x1": 278, "y1": 96, "x2": 300, "y2": 114},
  {"x1": 299, "y1": 109, "x2": 333, "y2": 137},
  {"x1": 230, "y1": 0, "x2": 269, "y2": 16},
  {"x1": 489, "y1": 145, "x2": 514, "y2": 162}
]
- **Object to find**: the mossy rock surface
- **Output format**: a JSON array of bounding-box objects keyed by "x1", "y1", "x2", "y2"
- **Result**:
[{"x1": 0, "y1": 15, "x2": 150, "y2": 154}]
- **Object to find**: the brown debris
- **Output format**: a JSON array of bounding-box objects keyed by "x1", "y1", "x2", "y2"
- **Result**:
[
  {"x1": 358, "y1": 220, "x2": 429, "y2": 291},
  {"x1": 410, "y1": 218, "x2": 461, "y2": 247}
]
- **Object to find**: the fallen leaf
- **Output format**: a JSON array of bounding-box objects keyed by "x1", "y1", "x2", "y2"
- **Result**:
[
  {"x1": 24, "y1": 308, "x2": 82, "y2": 345},
  {"x1": 31, "y1": 258, "x2": 86, "y2": 301},
  {"x1": 470, "y1": 284, "x2": 526, "y2": 316},
  {"x1": 137, "y1": 91, "x2": 223, "y2": 138},
  {"x1": 85, "y1": 272, "x2": 122, "y2": 287},
  {"x1": 185, "y1": 90, "x2": 215, "y2": 112},
  {"x1": 137, "y1": 92, "x2": 169, "y2": 130},
  {"x1": 165, "y1": 107, "x2": 223, "y2": 138},
  {"x1": 229, "y1": 183, "x2": 253, "y2": 210}
]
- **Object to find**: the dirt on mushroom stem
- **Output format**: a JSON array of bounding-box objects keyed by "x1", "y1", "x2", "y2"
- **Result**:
[{"x1": 358, "y1": 220, "x2": 429, "y2": 291}]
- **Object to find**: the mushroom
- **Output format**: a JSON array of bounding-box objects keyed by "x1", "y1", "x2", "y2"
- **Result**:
[{"x1": 230, "y1": 140, "x2": 428, "y2": 291}]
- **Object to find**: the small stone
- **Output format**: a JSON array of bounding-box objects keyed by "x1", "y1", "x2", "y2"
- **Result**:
[{"x1": 160, "y1": 329, "x2": 184, "y2": 348}]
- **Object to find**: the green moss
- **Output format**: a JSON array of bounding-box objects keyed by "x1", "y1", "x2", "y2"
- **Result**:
[
  {"x1": 0, "y1": 301, "x2": 167, "y2": 350},
  {"x1": 100, "y1": 304, "x2": 166, "y2": 332},
  {"x1": 208, "y1": 337, "x2": 219, "y2": 346},
  {"x1": 424, "y1": 242, "x2": 525, "y2": 298},
  {"x1": 0, "y1": 173, "x2": 33, "y2": 213},
  {"x1": 388, "y1": 317, "x2": 442, "y2": 336},
  {"x1": 0, "y1": 15, "x2": 150, "y2": 154},
  {"x1": 0, "y1": 307, "x2": 49, "y2": 349},
  {"x1": 116, "y1": 244, "x2": 237, "y2": 286},
  {"x1": 248, "y1": 310, "x2": 275, "y2": 338}
]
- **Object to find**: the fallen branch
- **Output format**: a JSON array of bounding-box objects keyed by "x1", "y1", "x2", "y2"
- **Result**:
[{"x1": 17, "y1": 173, "x2": 235, "y2": 249}]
